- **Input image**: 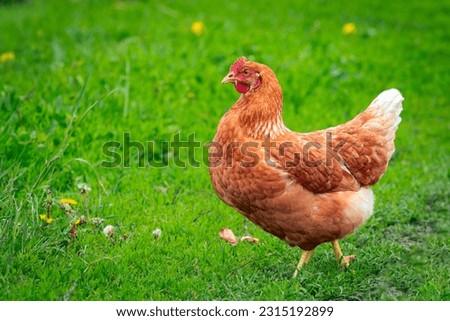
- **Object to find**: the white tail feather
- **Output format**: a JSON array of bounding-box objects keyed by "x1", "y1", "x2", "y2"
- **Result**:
[
  {"x1": 366, "y1": 88, "x2": 404, "y2": 160},
  {"x1": 370, "y1": 88, "x2": 404, "y2": 116}
]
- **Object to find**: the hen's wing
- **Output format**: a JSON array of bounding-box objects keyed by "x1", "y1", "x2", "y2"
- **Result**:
[{"x1": 273, "y1": 89, "x2": 403, "y2": 193}]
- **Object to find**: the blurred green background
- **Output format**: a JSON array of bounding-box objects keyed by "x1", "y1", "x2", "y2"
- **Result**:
[{"x1": 0, "y1": 0, "x2": 448, "y2": 300}]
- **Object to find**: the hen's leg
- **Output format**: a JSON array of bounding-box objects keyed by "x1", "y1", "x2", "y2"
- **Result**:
[
  {"x1": 292, "y1": 250, "x2": 314, "y2": 278},
  {"x1": 331, "y1": 240, "x2": 355, "y2": 269}
]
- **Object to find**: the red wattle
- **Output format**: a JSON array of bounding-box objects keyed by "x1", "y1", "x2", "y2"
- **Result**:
[{"x1": 234, "y1": 82, "x2": 250, "y2": 94}]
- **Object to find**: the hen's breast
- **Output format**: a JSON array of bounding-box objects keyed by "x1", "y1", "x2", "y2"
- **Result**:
[
  {"x1": 210, "y1": 128, "x2": 278, "y2": 200},
  {"x1": 210, "y1": 157, "x2": 285, "y2": 212}
]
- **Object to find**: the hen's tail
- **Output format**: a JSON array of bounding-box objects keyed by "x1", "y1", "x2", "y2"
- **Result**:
[{"x1": 363, "y1": 89, "x2": 404, "y2": 160}]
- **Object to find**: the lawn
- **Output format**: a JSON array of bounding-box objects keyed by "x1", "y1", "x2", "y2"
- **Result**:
[{"x1": 0, "y1": 0, "x2": 448, "y2": 300}]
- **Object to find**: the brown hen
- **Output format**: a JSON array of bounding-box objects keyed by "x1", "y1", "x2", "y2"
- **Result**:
[{"x1": 209, "y1": 57, "x2": 403, "y2": 276}]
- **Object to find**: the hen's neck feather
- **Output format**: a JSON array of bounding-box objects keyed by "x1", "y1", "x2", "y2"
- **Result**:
[{"x1": 231, "y1": 66, "x2": 288, "y2": 139}]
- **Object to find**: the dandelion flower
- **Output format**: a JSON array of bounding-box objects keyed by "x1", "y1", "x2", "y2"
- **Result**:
[
  {"x1": 0, "y1": 51, "x2": 15, "y2": 63},
  {"x1": 152, "y1": 228, "x2": 162, "y2": 240},
  {"x1": 342, "y1": 22, "x2": 357, "y2": 35},
  {"x1": 191, "y1": 21, "x2": 205, "y2": 36},
  {"x1": 91, "y1": 217, "x2": 104, "y2": 226},
  {"x1": 77, "y1": 183, "x2": 92, "y2": 194},
  {"x1": 60, "y1": 198, "x2": 78, "y2": 205},
  {"x1": 39, "y1": 214, "x2": 54, "y2": 224},
  {"x1": 103, "y1": 225, "x2": 115, "y2": 237},
  {"x1": 74, "y1": 216, "x2": 86, "y2": 225}
]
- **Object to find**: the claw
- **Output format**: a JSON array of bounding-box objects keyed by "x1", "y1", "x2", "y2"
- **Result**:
[
  {"x1": 341, "y1": 255, "x2": 356, "y2": 269},
  {"x1": 331, "y1": 240, "x2": 356, "y2": 269}
]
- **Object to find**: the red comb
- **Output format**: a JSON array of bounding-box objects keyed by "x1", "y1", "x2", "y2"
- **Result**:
[{"x1": 230, "y1": 57, "x2": 247, "y2": 73}]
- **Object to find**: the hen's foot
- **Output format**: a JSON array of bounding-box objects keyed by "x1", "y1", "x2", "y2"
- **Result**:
[
  {"x1": 339, "y1": 255, "x2": 356, "y2": 269},
  {"x1": 331, "y1": 240, "x2": 355, "y2": 269},
  {"x1": 292, "y1": 250, "x2": 314, "y2": 278}
]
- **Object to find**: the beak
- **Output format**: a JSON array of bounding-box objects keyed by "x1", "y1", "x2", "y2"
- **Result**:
[{"x1": 222, "y1": 72, "x2": 236, "y2": 84}]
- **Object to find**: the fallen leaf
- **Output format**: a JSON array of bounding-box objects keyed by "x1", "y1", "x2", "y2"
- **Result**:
[
  {"x1": 219, "y1": 228, "x2": 238, "y2": 245},
  {"x1": 240, "y1": 236, "x2": 259, "y2": 244}
]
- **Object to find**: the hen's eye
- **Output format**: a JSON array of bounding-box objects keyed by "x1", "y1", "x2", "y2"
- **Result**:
[{"x1": 243, "y1": 69, "x2": 250, "y2": 75}]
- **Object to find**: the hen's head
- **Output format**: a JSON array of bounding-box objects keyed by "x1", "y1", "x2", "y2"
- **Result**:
[{"x1": 222, "y1": 57, "x2": 262, "y2": 94}]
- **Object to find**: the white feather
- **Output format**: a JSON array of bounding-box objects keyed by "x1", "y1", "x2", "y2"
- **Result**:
[{"x1": 370, "y1": 88, "x2": 404, "y2": 116}]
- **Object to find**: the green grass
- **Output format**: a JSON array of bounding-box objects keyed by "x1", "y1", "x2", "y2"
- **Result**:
[{"x1": 0, "y1": 0, "x2": 449, "y2": 300}]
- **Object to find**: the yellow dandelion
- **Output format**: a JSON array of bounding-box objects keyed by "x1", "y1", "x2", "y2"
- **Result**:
[
  {"x1": 74, "y1": 216, "x2": 86, "y2": 225},
  {"x1": 191, "y1": 21, "x2": 205, "y2": 36},
  {"x1": 60, "y1": 198, "x2": 78, "y2": 205},
  {"x1": 342, "y1": 22, "x2": 357, "y2": 35},
  {"x1": 39, "y1": 214, "x2": 54, "y2": 224},
  {"x1": 0, "y1": 51, "x2": 15, "y2": 63}
]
